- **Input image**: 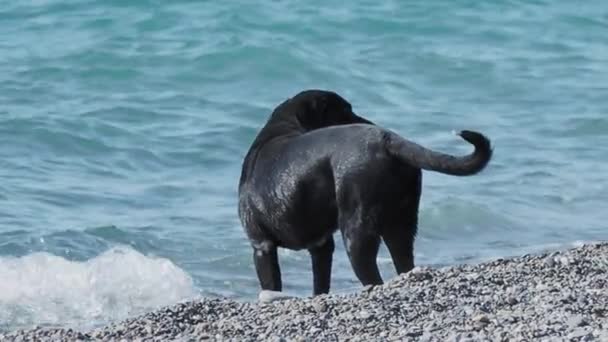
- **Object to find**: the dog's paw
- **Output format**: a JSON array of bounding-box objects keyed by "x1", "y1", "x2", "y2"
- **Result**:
[{"x1": 258, "y1": 290, "x2": 296, "y2": 303}]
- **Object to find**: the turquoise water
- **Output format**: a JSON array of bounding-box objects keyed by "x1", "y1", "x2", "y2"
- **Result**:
[{"x1": 1, "y1": 0, "x2": 607, "y2": 331}]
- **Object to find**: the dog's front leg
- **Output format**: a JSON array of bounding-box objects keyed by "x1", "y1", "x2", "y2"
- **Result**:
[
  {"x1": 253, "y1": 243, "x2": 282, "y2": 292},
  {"x1": 308, "y1": 235, "x2": 335, "y2": 295}
]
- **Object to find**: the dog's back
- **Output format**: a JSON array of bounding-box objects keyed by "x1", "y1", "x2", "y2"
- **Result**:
[{"x1": 239, "y1": 123, "x2": 417, "y2": 249}]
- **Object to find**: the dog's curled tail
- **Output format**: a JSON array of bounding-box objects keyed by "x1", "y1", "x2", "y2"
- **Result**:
[{"x1": 385, "y1": 129, "x2": 493, "y2": 176}]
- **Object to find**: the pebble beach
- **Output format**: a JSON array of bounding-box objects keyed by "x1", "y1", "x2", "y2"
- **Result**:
[{"x1": 2, "y1": 242, "x2": 606, "y2": 341}]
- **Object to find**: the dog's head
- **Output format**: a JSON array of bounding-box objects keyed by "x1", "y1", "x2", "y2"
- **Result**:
[
  {"x1": 251, "y1": 90, "x2": 375, "y2": 151},
  {"x1": 287, "y1": 89, "x2": 374, "y2": 131}
]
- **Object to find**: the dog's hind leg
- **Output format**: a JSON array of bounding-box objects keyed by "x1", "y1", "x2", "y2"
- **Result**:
[
  {"x1": 382, "y1": 183, "x2": 420, "y2": 275},
  {"x1": 382, "y1": 227, "x2": 415, "y2": 274},
  {"x1": 308, "y1": 235, "x2": 335, "y2": 295},
  {"x1": 252, "y1": 241, "x2": 282, "y2": 292},
  {"x1": 341, "y1": 226, "x2": 383, "y2": 286}
]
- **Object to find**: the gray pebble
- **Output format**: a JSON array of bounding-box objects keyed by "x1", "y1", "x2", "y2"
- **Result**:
[
  {"x1": 568, "y1": 315, "x2": 588, "y2": 328},
  {"x1": 544, "y1": 257, "x2": 556, "y2": 267},
  {"x1": 358, "y1": 310, "x2": 371, "y2": 319},
  {"x1": 312, "y1": 302, "x2": 327, "y2": 313},
  {"x1": 506, "y1": 296, "x2": 518, "y2": 305},
  {"x1": 568, "y1": 327, "x2": 594, "y2": 340},
  {"x1": 558, "y1": 256, "x2": 571, "y2": 266}
]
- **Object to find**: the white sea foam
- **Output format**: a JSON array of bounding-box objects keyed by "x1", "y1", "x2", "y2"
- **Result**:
[{"x1": 0, "y1": 246, "x2": 197, "y2": 331}]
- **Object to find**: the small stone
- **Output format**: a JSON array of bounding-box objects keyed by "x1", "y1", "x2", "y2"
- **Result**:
[
  {"x1": 473, "y1": 314, "x2": 490, "y2": 325},
  {"x1": 568, "y1": 327, "x2": 593, "y2": 341},
  {"x1": 536, "y1": 283, "x2": 550, "y2": 291},
  {"x1": 544, "y1": 257, "x2": 556, "y2": 267},
  {"x1": 194, "y1": 323, "x2": 209, "y2": 334},
  {"x1": 597, "y1": 331, "x2": 608, "y2": 341},
  {"x1": 359, "y1": 310, "x2": 372, "y2": 319},
  {"x1": 466, "y1": 273, "x2": 480, "y2": 281},
  {"x1": 406, "y1": 327, "x2": 423, "y2": 337},
  {"x1": 312, "y1": 302, "x2": 327, "y2": 313},
  {"x1": 258, "y1": 290, "x2": 295, "y2": 303},
  {"x1": 447, "y1": 332, "x2": 465, "y2": 342},
  {"x1": 409, "y1": 267, "x2": 434, "y2": 281},
  {"x1": 363, "y1": 284, "x2": 375, "y2": 292},
  {"x1": 568, "y1": 315, "x2": 588, "y2": 328},
  {"x1": 593, "y1": 308, "x2": 606, "y2": 317},
  {"x1": 557, "y1": 256, "x2": 570, "y2": 266}
]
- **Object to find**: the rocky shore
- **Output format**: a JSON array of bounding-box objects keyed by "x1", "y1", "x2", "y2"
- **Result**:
[{"x1": 2, "y1": 242, "x2": 607, "y2": 341}]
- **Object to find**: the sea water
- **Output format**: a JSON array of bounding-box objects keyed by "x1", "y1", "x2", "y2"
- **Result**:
[{"x1": 1, "y1": 0, "x2": 607, "y2": 331}]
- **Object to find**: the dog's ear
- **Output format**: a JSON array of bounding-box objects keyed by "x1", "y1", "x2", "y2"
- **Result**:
[
  {"x1": 310, "y1": 96, "x2": 328, "y2": 115},
  {"x1": 295, "y1": 95, "x2": 328, "y2": 130},
  {"x1": 293, "y1": 90, "x2": 374, "y2": 130},
  {"x1": 324, "y1": 95, "x2": 374, "y2": 126}
]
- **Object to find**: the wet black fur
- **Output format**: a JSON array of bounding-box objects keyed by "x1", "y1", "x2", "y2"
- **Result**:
[{"x1": 238, "y1": 89, "x2": 492, "y2": 295}]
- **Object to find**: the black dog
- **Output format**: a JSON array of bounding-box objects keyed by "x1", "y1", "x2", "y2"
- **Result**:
[{"x1": 238, "y1": 89, "x2": 492, "y2": 296}]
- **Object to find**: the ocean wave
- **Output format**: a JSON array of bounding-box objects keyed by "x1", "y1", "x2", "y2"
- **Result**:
[{"x1": 0, "y1": 246, "x2": 196, "y2": 331}]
